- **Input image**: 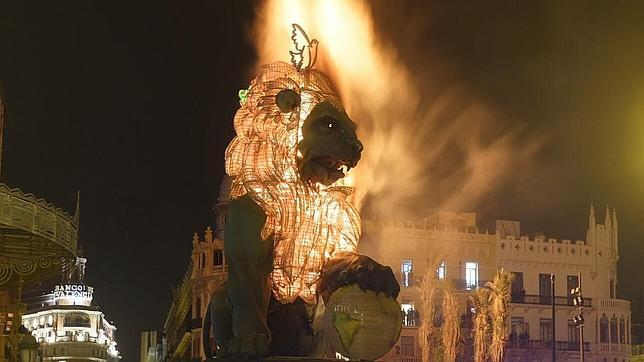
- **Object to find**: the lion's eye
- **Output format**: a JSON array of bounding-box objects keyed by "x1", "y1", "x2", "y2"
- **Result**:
[{"x1": 326, "y1": 120, "x2": 336, "y2": 129}]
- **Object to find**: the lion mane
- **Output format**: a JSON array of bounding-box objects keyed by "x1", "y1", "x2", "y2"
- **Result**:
[{"x1": 225, "y1": 61, "x2": 360, "y2": 304}]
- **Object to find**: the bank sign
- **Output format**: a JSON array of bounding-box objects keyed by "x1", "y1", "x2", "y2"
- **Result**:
[{"x1": 53, "y1": 284, "x2": 93, "y2": 304}]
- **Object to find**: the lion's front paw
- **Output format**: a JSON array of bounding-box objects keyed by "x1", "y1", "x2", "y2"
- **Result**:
[
  {"x1": 218, "y1": 333, "x2": 269, "y2": 360},
  {"x1": 320, "y1": 253, "x2": 400, "y2": 302},
  {"x1": 339, "y1": 261, "x2": 400, "y2": 299}
]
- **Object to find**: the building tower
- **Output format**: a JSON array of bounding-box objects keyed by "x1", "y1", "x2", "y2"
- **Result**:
[{"x1": 189, "y1": 176, "x2": 231, "y2": 360}]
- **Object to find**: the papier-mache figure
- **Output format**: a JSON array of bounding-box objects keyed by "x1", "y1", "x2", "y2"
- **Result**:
[{"x1": 203, "y1": 24, "x2": 400, "y2": 359}]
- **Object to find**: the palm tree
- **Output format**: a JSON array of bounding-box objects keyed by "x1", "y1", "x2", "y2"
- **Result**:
[
  {"x1": 470, "y1": 287, "x2": 492, "y2": 362},
  {"x1": 486, "y1": 269, "x2": 514, "y2": 362},
  {"x1": 440, "y1": 280, "x2": 460, "y2": 362},
  {"x1": 417, "y1": 258, "x2": 440, "y2": 362}
]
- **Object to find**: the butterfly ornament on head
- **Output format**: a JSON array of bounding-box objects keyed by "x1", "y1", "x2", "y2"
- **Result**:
[{"x1": 289, "y1": 24, "x2": 319, "y2": 72}]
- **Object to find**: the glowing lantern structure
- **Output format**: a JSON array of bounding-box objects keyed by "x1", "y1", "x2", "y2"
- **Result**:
[
  {"x1": 225, "y1": 58, "x2": 361, "y2": 304},
  {"x1": 206, "y1": 24, "x2": 400, "y2": 361}
]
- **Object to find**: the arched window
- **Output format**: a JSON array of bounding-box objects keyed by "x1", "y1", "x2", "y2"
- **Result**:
[
  {"x1": 600, "y1": 314, "x2": 608, "y2": 343},
  {"x1": 619, "y1": 317, "x2": 625, "y2": 344},
  {"x1": 213, "y1": 249, "x2": 223, "y2": 266},
  {"x1": 200, "y1": 253, "x2": 206, "y2": 268},
  {"x1": 610, "y1": 315, "x2": 618, "y2": 343},
  {"x1": 64, "y1": 313, "x2": 90, "y2": 328},
  {"x1": 196, "y1": 296, "x2": 202, "y2": 319}
]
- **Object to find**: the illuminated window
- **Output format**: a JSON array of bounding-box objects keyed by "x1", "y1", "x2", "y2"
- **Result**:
[
  {"x1": 465, "y1": 262, "x2": 478, "y2": 290},
  {"x1": 401, "y1": 300, "x2": 417, "y2": 326},
  {"x1": 401, "y1": 259, "x2": 413, "y2": 287},
  {"x1": 436, "y1": 261, "x2": 446, "y2": 280}
]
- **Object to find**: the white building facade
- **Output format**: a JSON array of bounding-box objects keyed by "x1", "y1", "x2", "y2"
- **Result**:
[
  {"x1": 361, "y1": 207, "x2": 631, "y2": 362},
  {"x1": 22, "y1": 258, "x2": 120, "y2": 362}
]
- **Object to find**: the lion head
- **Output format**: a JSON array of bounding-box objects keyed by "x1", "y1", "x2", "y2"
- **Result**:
[{"x1": 225, "y1": 61, "x2": 362, "y2": 303}]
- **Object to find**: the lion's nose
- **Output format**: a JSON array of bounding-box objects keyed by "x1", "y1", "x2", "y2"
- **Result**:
[{"x1": 353, "y1": 140, "x2": 364, "y2": 153}]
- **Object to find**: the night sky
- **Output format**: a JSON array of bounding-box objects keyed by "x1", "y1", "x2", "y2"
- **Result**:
[{"x1": 2, "y1": 1, "x2": 644, "y2": 359}]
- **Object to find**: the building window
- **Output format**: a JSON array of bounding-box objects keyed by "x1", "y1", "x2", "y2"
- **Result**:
[
  {"x1": 610, "y1": 279, "x2": 615, "y2": 299},
  {"x1": 401, "y1": 300, "x2": 418, "y2": 327},
  {"x1": 539, "y1": 274, "x2": 552, "y2": 304},
  {"x1": 196, "y1": 297, "x2": 202, "y2": 319},
  {"x1": 401, "y1": 259, "x2": 413, "y2": 287},
  {"x1": 511, "y1": 272, "x2": 524, "y2": 302},
  {"x1": 619, "y1": 317, "x2": 625, "y2": 344},
  {"x1": 400, "y1": 336, "x2": 414, "y2": 356},
  {"x1": 436, "y1": 260, "x2": 446, "y2": 280},
  {"x1": 200, "y1": 253, "x2": 206, "y2": 268},
  {"x1": 213, "y1": 249, "x2": 223, "y2": 266},
  {"x1": 600, "y1": 314, "x2": 608, "y2": 343},
  {"x1": 510, "y1": 317, "x2": 528, "y2": 342},
  {"x1": 465, "y1": 262, "x2": 478, "y2": 290},
  {"x1": 610, "y1": 315, "x2": 618, "y2": 343},
  {"x1": 568, "y1": 319, "x2": 580, "y2": 343},
  {"x1": 64, "y1": 313, "x2": 90, "y2": 328},
  {"x1": 539, "y1": 318, "x2": 552, "y2": 342}
]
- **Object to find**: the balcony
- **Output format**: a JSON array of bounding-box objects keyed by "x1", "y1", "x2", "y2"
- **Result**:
[
  {"x1": 597, "y1": 298, "x2": 630, "y2": 311},
  {"x1": 507, "y1": 340, "x2": 590, "y2": 352},
  {"x1": 453, "y1": 279, "x2": 488, "y2": 290},
  {"x1": 511, "y1": 294, "x2": 592, "y2": 307}
]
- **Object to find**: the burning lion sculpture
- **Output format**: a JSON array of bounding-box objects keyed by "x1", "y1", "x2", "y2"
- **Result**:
[{"x1": 204, "y1": 29, "x2": 399, "y2": 359}]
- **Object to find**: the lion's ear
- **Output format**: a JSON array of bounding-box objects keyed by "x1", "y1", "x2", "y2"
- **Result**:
[{"x1": 276, "y1": 89, "x2": 300, "y2": 113}]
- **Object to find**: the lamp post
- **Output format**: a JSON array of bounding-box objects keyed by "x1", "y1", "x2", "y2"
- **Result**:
[
  {"x1": 571, "y1": 272, "x2": 585, "y2": 361},
  {"x1": 551, "y1": 273, "x2": 556, "y2": 362}
]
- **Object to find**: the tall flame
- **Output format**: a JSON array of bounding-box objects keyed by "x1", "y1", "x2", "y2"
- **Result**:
[{"x1": 254, "y1": 0, "x2": 541, "y2": 219}]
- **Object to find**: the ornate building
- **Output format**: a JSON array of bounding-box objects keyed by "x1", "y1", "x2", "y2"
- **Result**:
[
  {"x1": 21, "y1": 257, "x2": 120, "y2": 361},
  {"x1": 361, "y1": 206, "x2": 631, "y2": 362},
  {"x1": 154, "y1": 178, "x2": 229, "y2": 362},
  {"x1": 161, "y1": 263, "x2": 192, "y2": 361}
]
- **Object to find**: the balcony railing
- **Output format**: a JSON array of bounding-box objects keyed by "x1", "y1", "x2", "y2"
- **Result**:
[
  {"x1": 511, "y1": 294, "x2": 592, "y2": 307},
  {"x1": 453, "y1": 279, "x2": 488, "y2": 290},
  {"x1": 507, "y1": 340, "x2": 590, "y2": 352},
  {"x1": 597, "y1": 298, "x2": 630, "y2": 311}
]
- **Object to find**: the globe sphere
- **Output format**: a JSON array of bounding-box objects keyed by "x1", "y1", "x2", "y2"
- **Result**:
[{"x1": 322, "y1": 283, "x2": 402, "y2": 360}]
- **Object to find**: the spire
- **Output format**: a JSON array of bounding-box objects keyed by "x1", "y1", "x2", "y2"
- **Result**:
[
  {"x1": 605, "y1": 205, "x2": 612, "y2": 228},
  {"x1": 612, "y1": 208, "x2": 618, "y2": 229},
  {"x1": 73, "y1": 190, "x2": 81, "y2": 226},
  {"x1": 588, "y1": 203, "x2": 596, "y2": 227}
]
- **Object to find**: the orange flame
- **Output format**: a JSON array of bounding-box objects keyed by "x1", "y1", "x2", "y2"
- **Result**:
[{"x1": 254, "y1": 0, "x2": 542, "y2": 219}]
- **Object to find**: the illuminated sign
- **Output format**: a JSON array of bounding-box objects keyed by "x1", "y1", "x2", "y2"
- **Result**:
[{"x1": 53, "y1": 284, "x2": 93, "y2": 305}]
